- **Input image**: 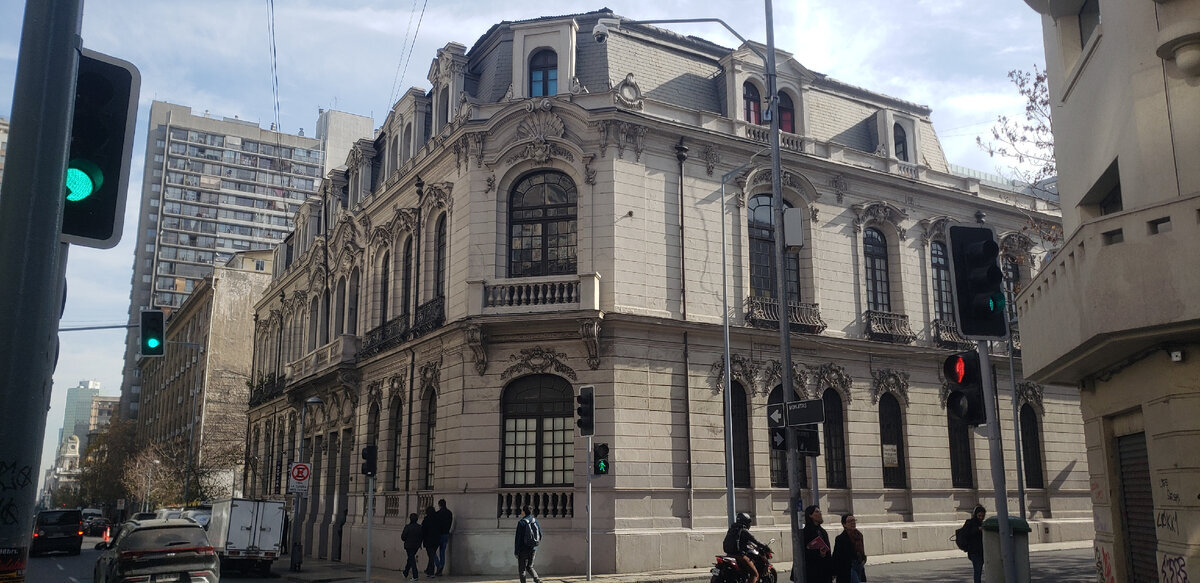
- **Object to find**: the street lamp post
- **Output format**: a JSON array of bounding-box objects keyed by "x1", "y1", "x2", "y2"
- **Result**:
[{"x1": 289, "y1": 396, "x2": 323, "y2": 572}]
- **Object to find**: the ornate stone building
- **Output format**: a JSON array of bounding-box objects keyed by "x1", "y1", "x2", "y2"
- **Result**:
[{"x1": 246, "y1": 9, "x2": 1090, "y2": 575}]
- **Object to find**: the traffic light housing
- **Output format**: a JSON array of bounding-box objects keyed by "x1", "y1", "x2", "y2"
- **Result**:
[
  {"x1": 943, "y1": 351, "x2": 986, "y2": 426},
  {"x1": 139, "y1": 310, "x2": 165, "y2": 357},
  {"x1": 361, "y1": 445, "x2": 378, "y2": 477},
  {"x1": 947, "y1": 225, "x2": 1008, "y2": 338},
  {"x1": 576, "y1": 385, "x2": 595, "y2": 436},
  {"x1": 61, "y1": 49, "x2": 140, "y2": 249},
  {"x1": 593, "y1": 443, "x2": 610, "y2": 475}
]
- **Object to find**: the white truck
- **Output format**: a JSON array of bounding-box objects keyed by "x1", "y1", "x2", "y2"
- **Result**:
[{"x1": 206, "y1": 498, "x2": 286, "y2": 576}]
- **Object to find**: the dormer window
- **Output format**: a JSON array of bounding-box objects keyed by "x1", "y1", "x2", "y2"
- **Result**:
[
  {"x1": 743, "y1": 82, "x2": 761, "y2": 125},
  {"x1": 778, "y1": 92, "x2": 795, "y2": 133},
  {"x1": 530, "y1": 50, "x2": 558, "y2": 97},
  {"x1": 893, "y1": 123, "x2": 909, "y2": 162}
]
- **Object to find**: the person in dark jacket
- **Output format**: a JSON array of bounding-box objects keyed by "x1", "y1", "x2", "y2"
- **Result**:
[
  {"x1": 802, "y1": 505, "x2": 833, "y2": 583},
  {"x1": 401, "y1": 513, "x2": 423, "y2": 581},
  {"x1": 961, "y1": 505, "x2": 986, "y2": 583},
  {"x1": 421, "y1": 506, "x2": 440, "y2": 576},
  {"x1": 832, "y1": 514, "x2": 867, "y2": 583},
  {"x1": 433, "y1": 499, "x2": 453, "y2": 576},
  {"x1": 514, "y1": 505, "x2": 542, "y2": 583},
  {"x1": 722, "y1": 513, "x2": 763, "y2": 583}
]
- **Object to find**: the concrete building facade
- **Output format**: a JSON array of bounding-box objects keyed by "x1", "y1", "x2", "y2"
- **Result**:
[
  {"x1": 1020, "y1": 1, "x2": 1200, "y2": 581},
  {"x1": 246, "y1": 9, "x2": 1092, "y2": 575},
  {"x1": 59, "y1": 380, "x2": 100, "y2": 453}
]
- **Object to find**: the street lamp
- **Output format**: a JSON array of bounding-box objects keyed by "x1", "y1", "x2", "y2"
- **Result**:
[
  {"x1": 142, "y1": 459, "x2": 160, "y2": 513},
  {"x1": 290, "y1": 395, "x2": 322, "y2": 572}
]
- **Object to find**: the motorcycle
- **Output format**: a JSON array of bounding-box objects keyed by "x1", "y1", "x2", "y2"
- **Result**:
[{"x1": 711, "y1": 537, "x2": 778, "y2": 583}]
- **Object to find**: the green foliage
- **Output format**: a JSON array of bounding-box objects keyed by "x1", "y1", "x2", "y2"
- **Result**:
[{"x1": 78, "y1": 419, "x2": 139, "y2": 509}]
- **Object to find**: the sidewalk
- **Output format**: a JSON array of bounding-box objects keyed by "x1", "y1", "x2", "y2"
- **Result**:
[{"x1": 282, "y1": 540, "x2": 1093, "y2": 583}]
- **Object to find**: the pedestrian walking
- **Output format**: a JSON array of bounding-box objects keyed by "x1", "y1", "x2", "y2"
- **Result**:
[
  {"x1": 422, "y1": 506, "x2": 440, "y2": 576},
  {"x1": 801, "y1": 505, "x2": 833, "y2": 583},
  {"x1": 832, "y1": 514, "x2": 867, "y2": 583},
  {"x1": 958, "y1": 505, "x2": 986, "y2": 583},
  {"x1": 402, "y1": 513, "x2": 423, "y2": 581},
  {"x1": 514, "y1": 505, "x2": 542, "y2": 583},
  {"x1": 434, "y1": 498, "x2": 454, "y2": 576}
]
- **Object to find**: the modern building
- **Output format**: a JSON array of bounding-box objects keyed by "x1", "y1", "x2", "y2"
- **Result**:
[
  {"x1": 117, "y1": 102, "x2": 373, "y2": 421},
  {"x1": 246, "y1": 9, "x2": 1091, "y2": 574},
  {"x1": 59, "y1": 380, "x2": 101, "y2": 452},
  {"x1": 137, "y1": 250, "x2": 274, "y2": 501},
  {"x1": 1019, "y1": 1, "x2": 1200, "y2": 581}
]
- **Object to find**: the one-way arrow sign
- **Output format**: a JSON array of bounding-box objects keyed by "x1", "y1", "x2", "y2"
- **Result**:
[
  {"x1": 767, "y1": 403, "x2": 786, "y2": 429},
  {"x1": 770, "y1": 427, "x2": 787, "y2": 451}
]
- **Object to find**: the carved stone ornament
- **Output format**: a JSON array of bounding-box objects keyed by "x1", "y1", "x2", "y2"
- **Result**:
[
  {"x1": 579, "y1": 318, "x2": 601, "y2": 370},
  {"x1": 419, "y1": 357, "x2": 442, "y2": 392},
  {"x1": 583, "y1": 154, "x2": 597, "y2": 185},
  {"x1": 1000, "y1": 231, "x2": 1036, "y2": 256},
  {"x1": 369, "y1": 225, "x2": 393, "y2": 250},
  {"x1": 466, "y1": 324, "x2": 487, "y2": 375},
  {"x1": 387, "y1": 375, "x2": 405, "y2": 407},
  {"x1": 569, "y1": 76, "x2": 589, "y2": 95},
  {"x1": 763, "y1": 360, "x2": 811, "y2": 398},
  {"x1": 1016, "y1": 381, "x2": 1044, "y2": 414},
  {"x1": 392, "y1": 207, "x2": 420, "y2": 235},
  {"x1": 367, "y1": 380, "x2": 383, "y2": 409},
  {"x1": 703, "y1": 144, "x2": 720, "y2": 177},
  {"x1": 485, "y1": 173, "x2": 496, "y2": 193},
  {"x1": 708, "y1": 354, "x2": 759, "y2": 394},
  {"x1": 852, "y1": 200, "x2": 909, "y2": 240},
  {"x1": 505, "y1": 102, "x2": 574, "y2": 165},
  {"x1": 831, "y1": 174, "x2": 847, "y2": 204},
  {"x1": 869, "y1": 368, "x2": 910, "y2": 407},
  {"x1": 613, "y1": 73, "x2": 644, "y2": 110},
  {"x1": 423, "y1": 182, "x2": 454, "y2": 214},
  {"x1": 503, "y1": 83, "x2": 514, "y2": 101},
  {"x1": 806, "y1": 362, "x2": 854, "y2": 405},
  {"x1": 500, "y1": 347, "x2": 578, "y2": 381},
  {"x1": 919, "y1": 216, "x2": 953, "y2": 248}
]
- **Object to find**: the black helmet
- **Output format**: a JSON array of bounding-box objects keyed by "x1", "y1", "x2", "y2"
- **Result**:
[{"x1": 736, "y1": 512, "x2": 752, "y2": 527}]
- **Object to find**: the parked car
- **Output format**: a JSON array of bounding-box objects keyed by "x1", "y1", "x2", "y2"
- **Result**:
[
  {"x1": 85, "y1": 517, "x2": 113, "y2": 537},
  {"x1": 30, "y1": 509, "x2": 83, "y2": 556},
  {"x1": 180, "y1": 509, "x2": 211, "y2": 529},
  {"x1": 93, "y1": 519, "x2": 219, "y2": 583},
  {"x1": 130, "y1": 512, "x2": 158, "y2": 521}
]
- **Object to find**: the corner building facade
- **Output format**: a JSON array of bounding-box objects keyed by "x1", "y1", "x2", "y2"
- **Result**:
[{"x1": 247, "y1": 9, "x2": 1091, "y2": 574}]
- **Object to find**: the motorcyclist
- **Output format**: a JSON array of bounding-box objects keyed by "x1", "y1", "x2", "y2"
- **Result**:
[{"x1": 723, "y1": 512, "x2": 765, "y2": 583}]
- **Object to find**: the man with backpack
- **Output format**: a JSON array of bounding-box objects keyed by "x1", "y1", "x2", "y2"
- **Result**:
[
  {"x1": 956, "y1": 505, "x2": 986, "y2": 583},
  {"x1": 514, "y1": 505, "x2": 542, "y2": 583}
]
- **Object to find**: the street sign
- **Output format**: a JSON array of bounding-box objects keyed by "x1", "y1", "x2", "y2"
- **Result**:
[
  {"x1": 288, "y1": 462, "x2": 311, "y2": 494},
  {"x1": 767, "y1": 403, "x2": 786, "y2": 429},
  {"x1": 770, "y1": 427, "x2": 787, "y2": 451},
  {"x1": 786, "y1": 399, "x2": 825, "y2": 426},
  {"x1": 116, "y1": 498, "x2": 125, "y2": 510},
  {"x1": 797, "y1": 428, "x2": 820, "y2": 456}
]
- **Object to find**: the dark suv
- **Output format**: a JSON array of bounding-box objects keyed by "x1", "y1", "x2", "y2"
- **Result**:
[
  {"x1": 93, "y1": 519, "x2": 219, "y2": 583},
  {"x1": 31, "y1": 509, "x2": 84, "y2": 556}
]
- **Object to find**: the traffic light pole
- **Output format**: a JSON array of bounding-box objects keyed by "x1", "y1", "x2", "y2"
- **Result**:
[
  {"x1": 0, "y1": 0, "x2": 83, "y2": 577},
  {"x1": 978, "y1": 343, "x2": 1018, "y2": 583},
  {"x1": 586, "y1": 433, "x2": 593, "y2": 581},
  {"x1": 365, "y1": 474, "x2": 374, "y2": 582}
]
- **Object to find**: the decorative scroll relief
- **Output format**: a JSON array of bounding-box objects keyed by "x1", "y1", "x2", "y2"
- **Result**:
[
  {"x1": 707, "y1": 354, "x2": 759, "y2": 394},
  {"x1": 392, "y1": 207, "x2": 421, "y2": 235},
  {"x1": 367, "y1": 380, "x2": 383, "y2": 409},
  {"x1": 869, "y1": 368, "x2": 910, "y2": 407},
  {"x1": 852, "y1": 200, "x2": 909, "y2": 240},
  {"x1": 1016, "y1": 381, "x2": 1044, "y2": 414},
  {"x1": 466, "y1": 324, "x2": 487, "y2": 376},
  {"x1": 419, "y1": 357, "x2": 443, "y2": 394},
  {"x1": 704, "y1": 144, "x2": 720, "y2": 177},
  {"x1": 596, "y1": 120, "x2": 646, "y2": 161},
  {"x1": 918, "y1": 216, "x2": 953, "y2": 248},
  {"x1": 500, "y1": 347, "x2": 578, "y2": 381},
  {"x1": 579, "y1": 318, "x2": 601, "y2": 370},
  {"x1": 806, "y1": 362, "x2": 853, "y2": 405},
  {"x1": 423, "y1": 182, "x2": 454, "y2": 214},
  {"x1": 830, "y1": 174, "x2": 847, "y2": 204},
  {"x1": 613, "y1": 73, "x2": 644, "y2": 110},
  {"x1": 504, "y1": 104, "x2": 574, "y2": 165},
  {"x1": 763, "y1": 360, "x2": 811, "y2": 398},
  {"x1": 387, "y1": 375, "x2": 405, "y2": 407}
]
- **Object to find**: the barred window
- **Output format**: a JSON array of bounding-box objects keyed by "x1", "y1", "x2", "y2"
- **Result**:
[
  {"x1": 1021, "y1": 404, "x2": 1045, "y2": 488},
  {"x1": 731, "y1": 381, "x2": 751, "y2": 488},
  {"x1": 865, "y1": 228, "x2": 891, "y2": 312},
  {"x1": 502, "y1": 375, "x2": 574, "y2": 487},
  {"x1": 823, "y1": 389, "x2": 848, "y2": 488},
  {"x1": 748, "y1": 194, "x2": 800, "y2": 301},
  {"x1": 948, "y1": 407, "x2": 974, "y2": 488},
  {"x1": 932, "y1": 241, "x2": 954, "y2": 321},
  {"x1": 509, "y1": 172, "x2": 577, "y2": 277},
  {"x1": 879, "y1": 393, "x2": 907, "y2": 489}
]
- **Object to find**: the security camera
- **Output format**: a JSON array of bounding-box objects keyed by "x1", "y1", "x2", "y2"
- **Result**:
[{"x1": 593, "y1": 18, "x2": 619, "y2": 44}]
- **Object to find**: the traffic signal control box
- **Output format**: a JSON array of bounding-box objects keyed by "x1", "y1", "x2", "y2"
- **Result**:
[{"x1": 139, "y1": 309, "x2": 165, "y2": 357}]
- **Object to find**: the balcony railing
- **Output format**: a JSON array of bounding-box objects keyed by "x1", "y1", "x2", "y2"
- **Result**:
[
  {"x1": 411, "y1": 297, "x2": 446, "y2": 338},
  {"x1": 744, "y1": 124, "x2": 805, "y2": 153},
  {"x1": 486, "y1": 278, "x2": 579, "y2": 308},
  {"x1": 359, "y1": 314, "x2": 410, "y2": 359},
  {"x1": 931, "y1": 318, "x2": 974, "y2": 351},
  {"x1": 498, "y1": 490, "x2": 574, "y2": 519},
  {"x1": 248, "y1": 373, "x2": 285, "y2": 408},
  {"x1": 745, "y1": 295, "x2": 828, "y2": 335},
  {"x1": 897, "y1": 162, "x2": 920, "y2": 180},
  {"x1": 287, "y1": 334, "x2": 360, "y2": 380},
  {"x1": 865, "y1": 310, "x2": 917, "y2": 344}
]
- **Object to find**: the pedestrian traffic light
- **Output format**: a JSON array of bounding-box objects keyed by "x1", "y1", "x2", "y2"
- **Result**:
[
  {"x1": 576, "y1": 385, "x2": 595, "y2": 436},
  {"x1": 60, "y1": 49, "x2": 140, "y2": 249},
  {"x1": 947, "y1": 226, "x2": 1008, "y2": 338},
  {"x1": 361, "y1": 445, "x2": 378, "y2": 477},
  {"x1": 593, "y1": 443, "x2": 610, "y2": 475},
  {"x1": 139, "y1": 309, "x2": 165, "y2": 358},
  {"x1": 943, "y1": 351, "x2": 986, "y2": 426}
]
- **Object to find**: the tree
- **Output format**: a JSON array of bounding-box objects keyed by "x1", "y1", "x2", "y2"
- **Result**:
[
  {"x1": 977, "y1": 66, "x2": 1056, "y2": 192},
  {"x1": 78, "y1": 418, "x2": 138, "y2": 512}
]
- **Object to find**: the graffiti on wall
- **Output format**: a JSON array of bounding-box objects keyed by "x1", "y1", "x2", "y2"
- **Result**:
[
  {"x1": 1157, "y1": 510, "x2": 1180, "y2": 535},
  {"x1": 1160, "y1": 554, "x2": 1190, "y2": 583},
  {"x1": 1093, "y1": 507, "x2": 1113, "y2": 535},
  {"x1": 1095, "y1": 543, "x2": 1117, "y2": 583},
  {"x1": 1160, "y1": 478, "x2": 1182, "y2": 503},
  {"x1": 1091, "y1": 476, "x2": 1110, "y2": 505}
]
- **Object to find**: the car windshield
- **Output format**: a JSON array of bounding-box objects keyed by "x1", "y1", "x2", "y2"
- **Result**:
[
  {"x1": 122, "y1": 526, "x2": 209, "y2": 550},
  {"x1": 38, "y1": 511, "x2": 81, "y2": 526}
]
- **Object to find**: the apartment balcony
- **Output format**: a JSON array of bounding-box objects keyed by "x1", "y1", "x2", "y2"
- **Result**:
[
  {"x1": 468, "y1": 273, "x2": 601, "y2": 316},
  {"x1": 931, "y1": 318, "x2": 975, "y2": 351},
  {"x1": 745, "y1": 295, "x2": 828, "y2": 335},
  {"x1": 864, "y1": 310, "x2": 917, "y2": 344},
  {"x1": 359, "y1": 314, "x2": 411, "y2": 359},
  {"x1": 411, "y1": 296, "x2": 446, "y2": 338},
  {"x1": 742, "y1": 123, "x2": 808, "y2": 153},
  {"x1": 286, "y1": 334, "x2": 360, "y2": 383},
  {"x1": 248, "y1": 373, "x2": 285, "y2": 408}
]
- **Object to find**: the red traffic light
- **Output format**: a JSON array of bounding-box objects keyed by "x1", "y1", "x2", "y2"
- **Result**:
[{"x1": 943, "y1": 351, "x2": 980, "y2": 385}]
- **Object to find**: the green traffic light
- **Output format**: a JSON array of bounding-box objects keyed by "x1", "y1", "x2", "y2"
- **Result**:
[
  {"x1": 597, "y1": 460, "x2": 607, "y2": 472},
  {"x1": 146, "y1": 338, "x2": 161, "y2": 349},
  {"x1": 65, "y1": 159, "x2": 104, "y2": 202}
]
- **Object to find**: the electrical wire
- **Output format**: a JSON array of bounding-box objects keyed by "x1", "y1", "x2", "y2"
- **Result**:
[
  {"x1": 266, "y1": 0, "x2": 282, "y2": 133},
  {"x1": 397, "y1": 0, "x2": 431, "y2": 107},
  {"x1": 387, "y1": 0, "x2": 421, "y2": 109}
]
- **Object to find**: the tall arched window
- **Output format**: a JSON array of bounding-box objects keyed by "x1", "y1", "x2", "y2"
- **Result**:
[
  {"x1": 893, "y1": 123, "x2": 909, "y2": 162},
  {"x1": 348, "y1": 268, "x2": 360, "y2": 335},
  {"x1": 948, "y1": 406, "x2": 974, "y2": 488},
  {"x1": 307, "y1": 297, "x2": 319, "y2": 351},
  {"x1": 768, "y1": 385, "x2": 806, "y2": 488},
  {"x1": 501, "y1": 375, "x2": 574, "y2": 486},
  {"x1": 390, "y1": 398, "x2": 404, "y2": 490},
  {"x1": 379, "y1": 251, "x2": 390, "y2": 325},
  {"x1": 743, "y1": 82, "x2": 761, "y2": 125},
  {"x1": 1004, "y1": 256, "x2": 1021, "y2": 323},
  {"x1": 367, "y1": 402, "x2": 380, "y2": 450},
  {"x1": 434, "y1": 215, "x2": 447, "y2": 299},
  {"x1": 879, "y1": 392, "x2": 907, "y2": 489},
  {"x1": 334, "y1": 277, "x2": 347, "y2": 335},
  {"x1": 421, "y1": 390, "x2": 437, "y2": 490},
  {"x1": 401, "y1": 237, "x2": 413, "y2": 318},
  {"x1": 778, "y1": 92, "x2": 795, "y2": 133},
  {"x1": 509, "y1": 172, "x2": 578, "y2": 277},
  {"x1": 931, "y1": 241, "x2": 954, "y2": 321},
  {"x1": 438, "y1": 87, "x2": 450, "y2": 129},
  {"x1": 1020, "y1": 403, "x2": 1045, "y2": 488},
  {"x1": 823, "y1": 389, "x2": 848, "y2": 488},
  {"x1": 731, "y1": 381, "x2": 751, "y2": 488},
  {"x1": 748, "y1": 194, "x2": 800, "y2": 301},
  {"x1": 530, "y1": 50, "x2": 558, "y2": 97},
  {"x1": 402, "y1": 124, "x2": 413, "y2": 162},
  {"x1": 320, "y1": 290, "x2": 331, "y2": 345},
  {"x1": 864, "y1": 228, "x2": 891, "y2": 312}
]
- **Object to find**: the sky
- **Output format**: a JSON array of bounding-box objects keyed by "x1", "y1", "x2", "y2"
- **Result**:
[{"x1": 0, "y1": 0, "x2": 1048, "y2": 485}]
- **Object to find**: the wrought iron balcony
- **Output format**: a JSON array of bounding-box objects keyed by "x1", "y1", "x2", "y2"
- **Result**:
[
  {"x1": 411, "y1": 296, "x2": 446, "y2": 339},
  {"x1": 931, "y1": 318, "x2": 975, "y2": 351},
  {"x1": 865, "y1": 310, "x2": 917, "y2": 344},
  {"x1": 248, "y1": 373, "x2": 285, "y2": 408},
  {"x1": 745, "y1": 295, "x2": 828, "y2": 335},
  {"x1": 359, "y1": 314, "x2": 411, "y2": 359}
]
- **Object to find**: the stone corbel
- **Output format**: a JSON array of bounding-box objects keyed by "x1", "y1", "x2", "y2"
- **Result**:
[
  {"x1": 466, "y1": 324, "x2": 487, "y2": 375},
  {"x1": 579, "y1": 318, "x2": 601, "y2": 370}
]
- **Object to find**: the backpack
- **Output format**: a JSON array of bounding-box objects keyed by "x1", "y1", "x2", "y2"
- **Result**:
[
  {"x1": 953, "y1": 525, "x2": 970, "y2": 552},
  {"x1": 522, "y1": 517, "x2": 542, "y2": 548},
  {"x1": 722, "y1": 526, "x2": 742, "y2": 556}
]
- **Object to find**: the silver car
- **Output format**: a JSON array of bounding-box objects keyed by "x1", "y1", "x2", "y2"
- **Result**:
[{"x1": 93, "y1": 519, "x2": 219, "y2": 583}]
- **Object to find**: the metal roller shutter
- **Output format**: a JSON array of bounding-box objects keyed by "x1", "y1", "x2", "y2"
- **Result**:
[{"x1": 1117, "y1": 432, "x2": 1158, "y2": 583}]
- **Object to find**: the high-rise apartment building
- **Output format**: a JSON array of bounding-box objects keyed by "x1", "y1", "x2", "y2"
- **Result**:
[
  {"x1": 59, "y1": 380, "x2": 100, "y2": 449},
  {"x1": 117, "y1": 102, "x2": 373, "y2": 420}
]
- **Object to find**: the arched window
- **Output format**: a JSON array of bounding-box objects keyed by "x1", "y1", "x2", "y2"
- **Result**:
[
  {"x1": 893, "y1": 123, "x2": 909, "y2": 162},
  {"x1": 334, "y1": 277, "x2": 347, "y2": 335},
  {"x1": 768, "y1": 385, "x2": 806, "y2": 488},
  {"x1": 778, "y1": 92, "x2": 795, "y2": 133},
  {"x1": 1020, "y1": 403, "x2": 1045, "y2": 488},
  {"x1": 379, "y1": 251, "x2": 390, "y2": 325},
  {"x1": 320, "y1": 290, "x2": 331, "y2": 345},
  {"x1": 948, "y1": 405, "x2": 974, "y2": 488},
  {"x1": 348, "y1": 268, "x2": 360, "y2": 335},
  {"x1": 390, "y1": 398, "x2": 404, "y2": 490},
  {"x1": 367, "y1": 402, "x2": 380, "y2": 449},
  {"x1": 439, "y1": 87, "x2": 450, "y2": 129},
  {"x1": 434, "y1": 215, "x2": 447, "y2": 299},
  {"x1": 864, "y1": 228, "x2": 891, "y2": 312},
  {"x1": 421, "y1": 390, "x2": 437, "y2": 490},
  {"x1": 878, "y1": 392, "x2": 907, "y2": 489},
  {"x1": 307, "y1": 296, "x2": 319, "y2": 351},
  {"x1": 401, "y1": 237, "x2": 413, "y2": 319},
  {"x1": 731, "y1": 381, "x2": 751, "y2": 488},
  {"x1": 1004, "y1": 255, "x2": 1021, "y2": 323},
  {"x1": 529, "y1": 50, "x2": 558, "y2": 97},
  {"x1": 743, "y1": 82, "x2": 761, "y2": 125},
  {"x1": 931, "y1": 241, "x2": 954, "y2": 321},
  {"x1": 823, "y1": 389, "x2": 848, "y2": 488},
  {"x1": 748, "y1": 194, "x2": 800, "y2": 301},
  {"x1": 509, "y1": 171, "x2": 578, "y2": 277},
  {"x1": 501, "y1": 375, "x2": 574, "y2": 486},
  {"x1": 402, "y1": 124, "x2": 413, "y2": 162}
]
